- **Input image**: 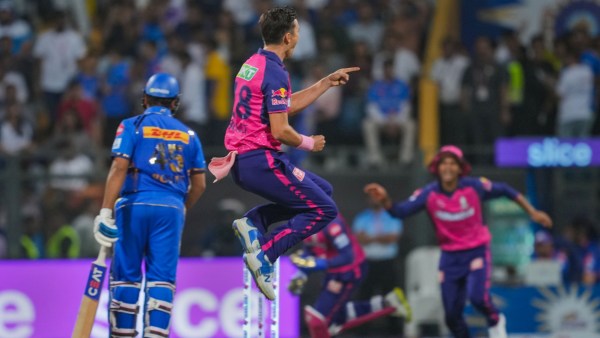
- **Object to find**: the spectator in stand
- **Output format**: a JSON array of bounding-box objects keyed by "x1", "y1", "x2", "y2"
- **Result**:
[
  {"x1": 372, "y1": 34, "x2": 399, "y2": 81},
  {"x1": 522, "y1": 35, "x2": 556, "y2": 136},
  {"x1": 347, "y1": 2, "x2": 384, "y2": 53},
  {"x1": 363, "y1": 59, "x2": 415, "y2": 167},
  {"x1": 530, "y1": 231, "x2": 569, "y2": 283},
  {"x1": 314, "y1": 3, "x2": 352, "y2": 56},
  {"x1": 33, "y1": 10, "x2": 86, "y2": 128},
  {"x1": 204, "y1": 38, "x2": 231, "y2": 144},
  {"x1": 160, "y1": 33, "x2": 186, "y2": 79},
  {"x1": 290, "y1": 0, "x2": 317, "y2": 62},
  {"x1": 0, "y1": 101, "x2": 34, "y2": 156},
  {"x1": 353, "y1": 192, "x2": 404, "y2": 334},
  {"x1": 102, "y1": 1, "x2": 139, "y2": 58},
  {"x1": 431, "y1": 37, "x2": 469, "y2": 146},
  {"x1": 461, "y1": 36, "x2": 508, "y2": 163},
  {"x1": 0, "y1": 0, "x2": 32, "y2": 54},
  {"x1": 100, "y1": 48, "x2": 131, "y2": 148},
  {"x1": 316, "y1": 34, "x2": 346, "y2": 73},
  {"x1": 58, "y1": 81, "x2": 98, "y2": 136},
  {"x1": 75, "y1": 54, "x2": 101, "y2": 100},
  {"x1": 44, "y1": 211, "x2": 79, "y2": 259},
  {"x1": 44, "y1": 108, "x2": 98, "y2": 161},
  {"x1": 555, "y1": 50, "x2": 594, "y2": 137},
  {"x1": 504, "y1": 32, "x2": 526, "y2": 136},
  {"x1": 0, "y1": 56, "x2": 28, "y2": 105},
  {"x1": 392, "y1": 33, "x2": 421, "y2": 89},
  {"x1": 139, "y1": 40, "x2": 162, "y2": 80},
  {"x1": 305, "y1": 63, "x2": 343, "y2": 141},
  {"x1": 48, "y1": 139, "x2": 93, "y2": 192},
  {"x1": 179, "y1": 51, "x2": 208, "y2": 136},
  {"x1": 340, "y1": 40, "x2": 372, "y2": 140}
]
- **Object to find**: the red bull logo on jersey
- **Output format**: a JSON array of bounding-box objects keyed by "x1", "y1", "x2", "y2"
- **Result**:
[
  {"x1": 271, "y1": 88, "x2": 289, "y2": 106},
  {"x1": 143, "y1": 127, "x2": 190, "y2": 144},
  {"x1": 272, "y1": 88, "x2": 288, "y2": 98}
]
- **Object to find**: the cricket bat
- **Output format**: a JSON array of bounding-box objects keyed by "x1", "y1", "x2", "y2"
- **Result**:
[{"x1": 72, "y1": 246, "x2": 110, "y2": 338}]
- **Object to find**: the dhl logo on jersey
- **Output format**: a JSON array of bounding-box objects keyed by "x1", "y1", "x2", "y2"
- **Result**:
[{"x1": 143, "y1": 127, "x2": 190, "y2": 144}]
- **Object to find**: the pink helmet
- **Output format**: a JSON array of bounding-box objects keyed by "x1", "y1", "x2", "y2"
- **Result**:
[{"x1": 427, "y1": 145, "x2": 472, "y2": 176}]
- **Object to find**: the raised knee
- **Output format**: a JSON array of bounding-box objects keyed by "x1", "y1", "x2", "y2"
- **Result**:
[
  {"x1": 322, "y1": 201, "x2": 338, "y2": 221},
  {"x1": 321, "y1": 181, "x2": 334, "y2": 196}
]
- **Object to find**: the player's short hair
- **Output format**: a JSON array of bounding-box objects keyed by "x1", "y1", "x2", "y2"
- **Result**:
[{"x1": 259, "y1": 6, "x2": 297, "y2": 45}]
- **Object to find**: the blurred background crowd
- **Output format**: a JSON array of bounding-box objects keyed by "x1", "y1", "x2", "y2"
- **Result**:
[{"x1": 0, "y1": 0, "x2": 599, "y2": 307}]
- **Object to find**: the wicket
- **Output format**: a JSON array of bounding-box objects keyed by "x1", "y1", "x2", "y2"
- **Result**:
[{"x1": 243, "y1": 259, "x2": 280, "y2": 338}]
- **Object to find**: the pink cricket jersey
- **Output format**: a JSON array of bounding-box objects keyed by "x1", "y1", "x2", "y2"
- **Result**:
[
  {"x1": 304, "y1": 215, "x2": 366, "y2": 274},
  {"x1": 388, "y1": 177, "x2": 520, "y2": 251},
  {"x1": 224, "y1": 49, "x2": 292, "y2": 154}
]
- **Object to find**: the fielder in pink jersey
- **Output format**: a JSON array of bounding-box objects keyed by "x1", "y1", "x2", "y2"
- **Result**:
[
  {"x1": 288, "y1": 214, "x2": 411, "y2": 338},
  {"x1": 365, "y1": 145, "x2": 553, "y2": 338},
  {"x1": 210, "y1": 7, "x2": 359, "y2": 300}
]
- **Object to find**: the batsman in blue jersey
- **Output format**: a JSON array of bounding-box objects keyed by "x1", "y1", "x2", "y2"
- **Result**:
[{"x1": 93, "y1": 73, "x2": 207, "y2": 337}]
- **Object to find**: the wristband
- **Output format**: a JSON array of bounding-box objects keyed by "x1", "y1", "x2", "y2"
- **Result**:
[
  {"x1": 296, "y1": 135, "x2": 315, "y2": 151},
  {"x1": 100, "y1": 208, "x2": 112, "y2": 218}
]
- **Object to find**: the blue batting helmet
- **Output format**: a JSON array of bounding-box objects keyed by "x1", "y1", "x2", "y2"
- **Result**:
[{"x1": 144, "y1": 73, "x2": 180, "y2": 98}]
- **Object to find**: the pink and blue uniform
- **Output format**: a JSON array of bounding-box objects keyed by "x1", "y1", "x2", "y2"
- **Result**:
[
  {"x1": 387, "y1": 176, "x2": 520, "y2": 338},
  {"x1": 224, "y1": 48, "x2": 338, "y2": 263},
  {"x1": 301, "y1": 215, "x2": 391, "y2": 327}
]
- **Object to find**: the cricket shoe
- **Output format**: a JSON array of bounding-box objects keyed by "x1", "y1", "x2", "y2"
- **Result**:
[
  {"x1": 232, "y1": 217, "x2": 261, "y2": 254},
  {"x1": 488, "y1": 313, "x2": 507, "y2": 338},
  {"x1": 244, "y1": 250, "x2": 276, "y2": 300},
  {"x1": 384, "y1": 287, "x2": 412, "y2": 321}
]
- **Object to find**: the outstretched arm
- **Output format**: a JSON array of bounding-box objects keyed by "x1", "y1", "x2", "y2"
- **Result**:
[
  {"x1": 477, "y1": 177, "x2": 553, "y2": 228},
  {"x1": 289, "y1": 67, "x2": 360, "y2": 116},
  {"x1": 364, "y1": 183, "x2": 427, "y2": 219},
  {"x1": 514, "y1": 194, "x2": 553, "y2": 228}
]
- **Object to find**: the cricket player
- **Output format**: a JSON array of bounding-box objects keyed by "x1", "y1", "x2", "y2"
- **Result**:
[
  {"x1": 93, "y1": 73, "x2": 207, "y2": 337},
  {"x1": 289, "y1": 214, "x2": 411, "y2": 338},
  {"x1": 210, "y1": 6, "x2": 359, "y2": 300},
  {"x1": 365, "y1": 145, "x2": 552, "y2": 338}
]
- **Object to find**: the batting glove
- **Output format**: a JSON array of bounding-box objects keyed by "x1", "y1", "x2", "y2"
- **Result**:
[
  {"x1": 290, "y1": 254, "x2": 328, "y2": 273},
  {"x1": 94, "y1": 208, "x2": 118, "y2": 247},
  {"x1": 288, "y1": 271, "x2": 307, "y2": 296}
]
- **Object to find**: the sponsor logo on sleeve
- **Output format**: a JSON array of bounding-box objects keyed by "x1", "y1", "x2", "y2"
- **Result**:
[
  {"x1": 409, "y1": 189, "x2": 422, "y2": 201},
  {"x1": 236, "y1": 64, "x2": 259, "y2": 81},
  {"x1": 112, "y1": 138, "x2": 122, "y2": 150},
  {"x1": 479, "y1": 177, "x2": 492, "y2": 191},
  {"x1": 271, "y1": 87, "x2": 289, "y2": 106}
]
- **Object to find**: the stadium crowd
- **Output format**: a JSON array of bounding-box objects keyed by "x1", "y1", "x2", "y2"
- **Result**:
[{"x1": 0, "y1": 0, "x2": 598, "y2": 292}]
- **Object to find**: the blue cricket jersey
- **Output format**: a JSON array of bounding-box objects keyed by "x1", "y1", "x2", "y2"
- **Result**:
[{"x1": 111, "y1": 106, "x2": 206, "y2": 207}]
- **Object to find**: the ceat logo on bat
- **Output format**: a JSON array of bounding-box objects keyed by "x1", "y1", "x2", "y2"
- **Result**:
[
  {"x1": 272, "y1": 88, "x2": 288, "y2": 98},
  {"x1": 143, "y1": 127, "x2": 190, "y2": 144}
]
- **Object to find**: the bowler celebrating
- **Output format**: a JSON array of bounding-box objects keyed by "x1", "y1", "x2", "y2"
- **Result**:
[{"x1": 214, "y1": 6, "x2": 359, "y2": 300}]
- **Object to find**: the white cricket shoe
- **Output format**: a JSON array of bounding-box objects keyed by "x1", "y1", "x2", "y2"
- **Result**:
[
  {"x1": 244, "y1": 250, "x2": 275, "y2": 301},
  {"x1": 488, "y1": 313, "x2": 507, "y2": 338},
  {"x1": 232, "y1": 217, "x2": 261, "y2": 253},
  {"x1": 384, "y1": 287, "x2": 412, "y2": 321}
]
